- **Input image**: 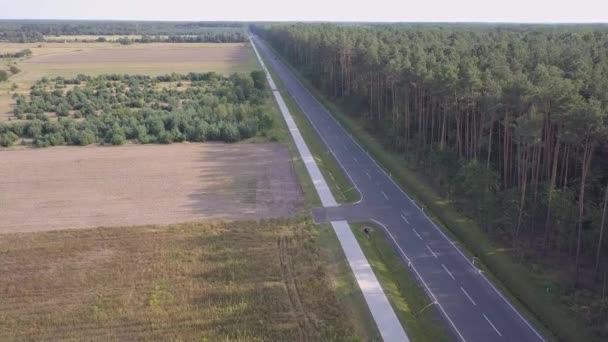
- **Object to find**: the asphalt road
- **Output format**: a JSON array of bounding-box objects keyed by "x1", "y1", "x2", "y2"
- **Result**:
[{"x1": 252, "y1": 35, "x2": 545, "y2": 342}]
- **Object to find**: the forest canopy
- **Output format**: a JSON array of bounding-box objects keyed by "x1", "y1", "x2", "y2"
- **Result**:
[{"x1": 0, "y1": 20, "x2": 247, "y2": 42}]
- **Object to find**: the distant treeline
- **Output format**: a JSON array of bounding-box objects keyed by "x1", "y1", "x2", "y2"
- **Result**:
[
  {"x1": 48, "y1": 32, "x2": 247, "y2": 44},
  {"x1": 0, "y1": 20, "x2": 247, "y2": 42},
  {"x1": 0, "y1": 71, "x2": 272, "y2": 147}
]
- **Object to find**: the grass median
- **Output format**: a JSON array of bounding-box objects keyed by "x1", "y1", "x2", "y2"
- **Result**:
[{"x1": 352, "y1": 222, "x2": 450, "y2": 342}]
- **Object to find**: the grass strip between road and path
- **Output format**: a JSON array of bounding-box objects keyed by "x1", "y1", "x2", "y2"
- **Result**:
[
  {"x1": 255, "y1": 47, "x2": 382, "y2": 341},
  {"x1": 352, "y1": 222, "x2": 450, "y2": 342},
  {"x1": 263, "y1": 39, "x2": 592, "y2": 341},
  {"x1": 257, "y1": 40, "x2": 453, "y2": 341}
]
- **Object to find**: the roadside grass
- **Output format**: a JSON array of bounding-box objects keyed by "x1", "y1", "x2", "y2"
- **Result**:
[
  {"x1": 0, "y1": 219, "x2": 361, "y2": 341},
  {"x1": 269, "y1": 42, "x2": 589, "y2": 341},
  {"x1": 352, "y1": 222, "x2": 450, "y2": 342}
]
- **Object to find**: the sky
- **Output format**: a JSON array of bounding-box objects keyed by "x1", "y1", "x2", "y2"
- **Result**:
[{"x1": 2, "y1": 0, "x2": 608, "y2": 23}]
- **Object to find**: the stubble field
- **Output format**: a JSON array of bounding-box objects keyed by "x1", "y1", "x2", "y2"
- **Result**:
[
  {"x1": 0, "y1": 143, "x2": 303, "y2": 234},
  {"x1": 0, "y1": 219, "x2": 356, "y2": 341}
]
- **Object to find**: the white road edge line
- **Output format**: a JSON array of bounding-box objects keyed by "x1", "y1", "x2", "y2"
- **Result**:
[
  {"x1": 401, "y1": 214, "x2": 410, "y2": 224},
  {"x1": 442, "y1": 264, "x2": 456, "y2": 280},
  {"x1": 382, "y1": 191, "x2": 389, "y2": 200},
  {"x1": 460, "y1": 287, "x2": 477, "y2": 306},
  {"x1": 426, "y1": 245, "x2": 438, "y2": 258},
  {"x1": 370, "y1": 219, "x2": 467, "y2": 342},
  {"x1": 483, "y1": 314, "x2": 503, "y2": 337},
  {"x1": 413, "y1": 228, "x2": 423, "y2": 240},
  {"x1": 268, "y1": 37, "x2": 546, "y2": 341}
]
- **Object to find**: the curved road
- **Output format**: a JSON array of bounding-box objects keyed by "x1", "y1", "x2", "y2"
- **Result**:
[{"x1": 252, "y1": 35, "x2": 545, "y2": 342}]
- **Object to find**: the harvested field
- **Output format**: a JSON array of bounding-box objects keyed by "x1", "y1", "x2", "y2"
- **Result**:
[
  {"x1": 0, "y1": 143, "x2": 303, "y2": 233},
  {"x1": 0, "y1": 219, "x2": 356, "y2": 340},
  {"x1": 25, "y1": 45, "x2": 248, "y2": 64}
]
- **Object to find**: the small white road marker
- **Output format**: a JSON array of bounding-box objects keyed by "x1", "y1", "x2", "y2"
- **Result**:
[
  {"x1": 401, "y1": 214, "x2": 410, "y2": 224},
  {"x1": 442, "y1": 264, "x2": 455, "y2": 280},
  {"x1": 354, "y1": 156, "x2": 358, "y2": 163},
  {"x1": 483, "y1": 314, "x2": 502, "y2": 336},
  {"x1": 426, "y1": 245, "x2": 438, "y2": 258},
  {"x1": 344, "y1": 144, "x2": 349, "y2": 151},
  {"x1": 365, "y1": 171, "x2": 371, "y2": 179},
  {"x1": 382, "y1": 191, "x2": 389, "y2": 200},
  {"x1": 461, "y1": 287, "x2": 477, "y2": 306},
  {"x1": 413, "y1": 228, "x2": 423, "y2": 240}
]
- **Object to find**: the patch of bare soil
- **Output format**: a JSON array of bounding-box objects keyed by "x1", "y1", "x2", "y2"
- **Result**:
[{"x1": 0, "y1": 143, "x2": 303, "y2": 233}]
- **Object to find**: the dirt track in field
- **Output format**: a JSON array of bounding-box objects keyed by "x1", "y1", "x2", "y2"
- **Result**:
[
  {"x1": 24, "y1": 45, "x2": 249, "y2": 64},
  {"x1": 0, "y1": 143, "x2": 303, "y2": 233}
]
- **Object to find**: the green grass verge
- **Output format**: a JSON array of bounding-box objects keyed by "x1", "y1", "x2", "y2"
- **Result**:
[
  {"x1": 352, "y1": 222, "x2": 450, "y2": 342},
  {"x1": 268, "y1": 43, "x2": 593, "y2": 342}
]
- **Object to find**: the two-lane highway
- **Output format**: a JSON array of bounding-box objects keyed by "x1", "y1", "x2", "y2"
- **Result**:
[{"x1": 252, "y1": 35, "x2": 545, "y2": 342}]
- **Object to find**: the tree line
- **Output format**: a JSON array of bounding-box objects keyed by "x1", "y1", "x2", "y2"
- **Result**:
[
  {"x1": 0, "y1": 20, "x2": 246, "y2": 42},
  {"x1": 45, "y1": 32, "x2": 247, "y2": 44},
  {"x1": 253, "y1": 23, "x2": 608, "y2": 340},
  {"x1": 0, "y1": 71, "x2": 272, "y2": 147}
]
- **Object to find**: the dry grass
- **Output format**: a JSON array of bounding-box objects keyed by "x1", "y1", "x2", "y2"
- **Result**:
[
  {"x1": 0, "y1": 41, "x2": 259, "y2": 117},
  {"x1": 0, "y1": 143, "x2": 303, "y2": 234},
  {"x1": 0, "y1": 219, "x2": 357, "y2": 341}
]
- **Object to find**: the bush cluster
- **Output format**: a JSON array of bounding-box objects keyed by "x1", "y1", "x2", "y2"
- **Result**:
[{"x1": 0, "y1": 71, "x2": 273, "y2": 147}]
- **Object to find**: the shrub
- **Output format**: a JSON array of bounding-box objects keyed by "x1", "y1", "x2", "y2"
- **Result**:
[
  {"x1": 47, "y1": 132, "x2": 65, "y2": 146},
  {"x1": 78, "y1": 130, "x2": 96, "y2": 146},
  {"x1": 0, "y1": 132, "x2": 18, "y2": 147},
  {"x1": 221, "y1": 122, "x2": 240, "y2": 142},
  {"x1": 110, "y1": 133, "x2": 126, "y2": 145}
]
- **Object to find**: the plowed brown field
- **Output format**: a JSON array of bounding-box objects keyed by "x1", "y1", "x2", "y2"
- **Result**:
[{"x1": 0, "y1": 143, "x2": 303, "y2": 233}]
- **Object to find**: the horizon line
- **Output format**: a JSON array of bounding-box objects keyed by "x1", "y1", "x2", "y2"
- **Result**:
[{"x1": 1, "y1": 18, "x2": 607, "y2": 25}]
